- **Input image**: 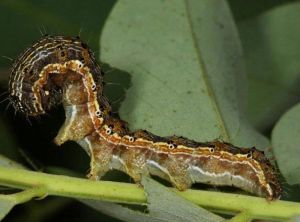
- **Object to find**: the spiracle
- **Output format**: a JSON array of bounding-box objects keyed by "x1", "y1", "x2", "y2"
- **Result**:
[{"x1": 8, "y1": 35, "x2": 282, "y2": 200}]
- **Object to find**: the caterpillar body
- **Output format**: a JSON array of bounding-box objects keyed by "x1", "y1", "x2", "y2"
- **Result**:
[{"x1": 8, "y1": 35, "x2": 282, "y2": 200}]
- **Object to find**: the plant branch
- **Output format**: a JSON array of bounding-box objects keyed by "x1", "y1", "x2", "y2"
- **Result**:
[
  {"x1": 8, "y1": 186, "x2": 47, "y2": 204},
  {"x1": 0, "y1": 166, "x2": 146, "y2": 205},
  {"x1": 0, "y1": 166, "x2": 299, "y2": 220},
  {"x1": 0, "y1": 186, "x2": 46, "y2": 205}
]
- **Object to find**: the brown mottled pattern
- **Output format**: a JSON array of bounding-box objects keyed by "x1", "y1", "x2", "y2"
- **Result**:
[{"x1": 8, "y1": 35, "x2": 282, "y2": 200}]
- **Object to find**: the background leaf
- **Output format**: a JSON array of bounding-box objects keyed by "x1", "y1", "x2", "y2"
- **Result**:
[
  {"x1": 228, "y1": 0, "x2": 297, "y2": 20},
  {"x1": 238, "y1": 2, "x2": 300, "y2": 131},
  {"x1": 141, "y1": 177, "x2": 223, "y2": 222},
  {"x1": 0, "y1": 196, "x2": 16, "y2": 221},
  {"x1": 272, "y1": 103, "x2": 300, "y2": 185},
  {"x1": 0, "y1": 154, "x2": 25, "y2": 169},
  {"x1": 100, "y1": 0, "x2": 268, "y2": 149}
]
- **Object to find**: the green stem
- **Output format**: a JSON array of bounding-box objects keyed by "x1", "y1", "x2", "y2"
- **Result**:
[
  {"x1": 9, "y1": 186, "x2": 47, "y2": 204},
  {"x1": 0, "y1": 166, "x2": 146, "y2": 204},
  {"x1": 0, "y1": 166, "x2": 299, "y2": 220}
]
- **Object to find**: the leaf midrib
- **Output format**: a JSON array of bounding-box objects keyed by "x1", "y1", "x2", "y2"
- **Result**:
[{"x1": 184, "y1": 0, "x2": 230, "y2": 141}]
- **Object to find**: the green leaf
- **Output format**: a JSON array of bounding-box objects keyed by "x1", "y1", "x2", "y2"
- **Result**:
[
  {"x1": 141, "y1": 177, "x2": 223, "y2": 222},
  {"x1": 272, "y1": 103, "x2": 300, "y2": 185},
  {"x1": 0, "y1": 154, "x2": 25, "y2": 169},
  {"x1": 291, "y1": 215, "x2": 300, "y2": 222},
  {"x1": 238, "y1": 3, "x2": 300, "y2": 131},
  {"x1": 81, "y1": 177, "x2": 223, "y2": 222},
  {"x1": 0, "y1": 196, "x2": 16, "y2": 221},
  {"x1": 100, "y1": 0, "x2": 268, "y2": 149},
  {"x1": 228, "y1": 0, "x2": 295, "y2": 21},
  {"x1": 80, "y1": 199, "x2": 162, "y2": 222}
]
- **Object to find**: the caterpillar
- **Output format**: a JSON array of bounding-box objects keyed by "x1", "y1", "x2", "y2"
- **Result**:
[{"x1": 8, "y1": 35, "x2": 282, "y2": 200}]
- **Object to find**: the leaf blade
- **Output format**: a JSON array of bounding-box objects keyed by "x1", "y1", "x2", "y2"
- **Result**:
[
  {"x1": 80, "y1": 177, "x2": 223, "y2": 222},
  {"x1": 238, "y1": 2, "x2": 300, "y2": 131},
  {"x1": 100, "y1": 0, "x2": 268, "y2": 148},
  {"x1": 0, "y1": 196, "x2": 16, "y2": 221},
  {"x1": 272, "y1": 103, "x2": 300, "y2": 184}
]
